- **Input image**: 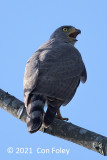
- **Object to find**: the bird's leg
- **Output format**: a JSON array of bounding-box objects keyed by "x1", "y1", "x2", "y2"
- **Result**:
[{"x1": 56, "y1": 109, "x2": 68, "y2": 121}]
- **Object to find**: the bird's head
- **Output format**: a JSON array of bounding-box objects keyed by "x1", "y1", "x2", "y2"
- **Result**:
[{"x1": 50, "y1": 25, "x2": 81, "y2": 45}]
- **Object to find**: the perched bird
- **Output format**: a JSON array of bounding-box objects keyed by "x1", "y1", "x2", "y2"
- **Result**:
[{"x1": 24, "y1": 25, "x2": 87, "y2": 133}]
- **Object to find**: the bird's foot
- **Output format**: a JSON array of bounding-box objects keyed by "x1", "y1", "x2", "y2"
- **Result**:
[
  {"x1": 56, "y1": 115, "x2": 69, "y2": 121},
  {"x1": 56, "y1": 109, "x2": 69, "y2": 121}
]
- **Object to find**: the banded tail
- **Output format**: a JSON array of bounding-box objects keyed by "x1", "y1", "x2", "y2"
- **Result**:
[{"x1": 26, "y1": 94, "x2": 45, "y2": 133}]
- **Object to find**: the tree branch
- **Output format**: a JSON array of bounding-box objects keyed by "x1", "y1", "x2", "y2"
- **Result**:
[{"x1": 0, "y1": 88, "x2": 107, "y2": 156}]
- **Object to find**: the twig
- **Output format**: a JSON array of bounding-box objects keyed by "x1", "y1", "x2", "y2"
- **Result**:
[{"x1": 0, "y1": 88, "x2": 107, "y2": 156}]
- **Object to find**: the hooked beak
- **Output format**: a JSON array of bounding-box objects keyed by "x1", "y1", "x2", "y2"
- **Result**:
[{"x1": 68, "y1": 28, "x2": 81, "y2": 41}]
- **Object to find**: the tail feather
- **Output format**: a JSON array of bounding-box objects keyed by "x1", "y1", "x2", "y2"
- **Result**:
[{"x1": 26, "y1": 94, "x2": 45, "y2": 133}]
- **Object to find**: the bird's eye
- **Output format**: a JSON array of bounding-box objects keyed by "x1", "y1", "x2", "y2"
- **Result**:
[{"x1": 62, "y1": 28, "x2": 69, "y2": 32}]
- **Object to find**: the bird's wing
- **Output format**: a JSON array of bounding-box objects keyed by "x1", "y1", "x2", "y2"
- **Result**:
[
  {"x1": 80, "y1": 64, "x2": 87, "y2": 83},
  {"x1": 24, "y1": 40, "x2": 85, "y2": 105},
  {"x1": 63, "y1": 64, "x2": 87, "y2": 106},
  {"x1": 24, "y1": 52, "x2": 40, "y2": 107}
]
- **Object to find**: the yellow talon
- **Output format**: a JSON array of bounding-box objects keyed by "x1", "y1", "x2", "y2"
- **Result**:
[{"x1": 56, "y1": 109, "x2": 68, "y2": 121}]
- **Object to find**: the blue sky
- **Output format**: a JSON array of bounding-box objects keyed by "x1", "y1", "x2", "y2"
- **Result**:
[{"x1": 0, "y1": 0, "x2": 107, "y2": 159}]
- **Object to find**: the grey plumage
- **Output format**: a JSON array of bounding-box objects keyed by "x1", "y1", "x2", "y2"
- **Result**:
[{"x1": 24, "y1": 25, "x2": 87, "y2": 133}]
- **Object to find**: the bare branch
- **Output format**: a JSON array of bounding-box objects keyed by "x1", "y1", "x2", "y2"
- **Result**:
[{"x1": 0, "y1": 88, "x2": 107, "y2": 156}]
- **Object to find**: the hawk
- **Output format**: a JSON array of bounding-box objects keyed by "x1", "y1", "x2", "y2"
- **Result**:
[{"x1": 24, "y1": 25, "x2": 87, "y2": 133}]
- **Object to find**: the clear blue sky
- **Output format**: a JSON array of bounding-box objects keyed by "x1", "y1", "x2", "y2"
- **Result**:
[{"x1": 0, "y1": 0, "x2": 107, "y2": 159}]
